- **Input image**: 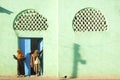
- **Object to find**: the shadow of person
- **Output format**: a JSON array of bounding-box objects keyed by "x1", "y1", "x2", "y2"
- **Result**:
[{"x1": 71, "y1": 43, "x2": 86, "y2": 78}]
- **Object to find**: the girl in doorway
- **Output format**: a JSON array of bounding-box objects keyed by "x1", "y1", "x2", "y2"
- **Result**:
[
  {"x1": 13, "y1": 49, "x2": 26, "y2": 77},
  {"x1": 30, "y1": 50, "x2": 40, "y2": 76}
]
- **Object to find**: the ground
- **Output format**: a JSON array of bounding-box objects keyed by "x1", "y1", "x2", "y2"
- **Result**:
[
  {"x1": 0, "y1": 76, "x2": 120, "y2": 80},
  {"x1": 0, "y1": 76, "x2": 59, "y2": 80}
]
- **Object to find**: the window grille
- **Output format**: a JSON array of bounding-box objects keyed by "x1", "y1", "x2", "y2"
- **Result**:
[
  {"x1": 72, "y1": 7, "x2": 107, "y2": 32},
  {"x1": 13, "y1": 9, "x2": 48, "y2": 31}
]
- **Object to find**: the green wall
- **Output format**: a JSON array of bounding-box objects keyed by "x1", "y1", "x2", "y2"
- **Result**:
[
  {"x1": 0, "y1": 0, "x2": 58, "y2": 76},
  {"x1": 59, "y1": 0, "x2": 120, "y2": 77},
  {"x1": 0, "y1": 0, "x2": 120, "y2": 78}
]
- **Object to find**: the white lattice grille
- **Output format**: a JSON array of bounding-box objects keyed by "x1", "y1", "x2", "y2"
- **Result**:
[
  {"x1": 72, "y1": 8, "x2": 107, "y2": 32},
  {"x1": 13, "y1": 9, "x2": 48, "y2": 31}
]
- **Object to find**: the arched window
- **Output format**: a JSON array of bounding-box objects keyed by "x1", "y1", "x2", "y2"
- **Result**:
[
  {"x1": 13, "y1": 9, "x2": 48, "y2": 31},
  {"x1": 72, "y1": 7, "x2": 107, "y2": 32}
]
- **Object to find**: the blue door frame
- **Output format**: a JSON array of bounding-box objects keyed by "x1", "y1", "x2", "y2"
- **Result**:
[{"x1": 19, "y1": 38, "x2": 43, "y2": 76}]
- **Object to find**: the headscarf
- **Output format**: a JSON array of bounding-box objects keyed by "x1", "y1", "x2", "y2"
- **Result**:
[
  {"x1": 16, "y1": 49, "x2": 25, "y2": 59},
  {"x1": 32, "y1": 50, "x2": 39, "y2": 57}
]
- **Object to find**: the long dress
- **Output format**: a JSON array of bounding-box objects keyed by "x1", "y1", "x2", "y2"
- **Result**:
[
  {"x1": 13, "y1": 54, "x2": 25, "y2": 75},
  {"x1": 30, "y1": 50, "x2": 40, "y2": 76}
]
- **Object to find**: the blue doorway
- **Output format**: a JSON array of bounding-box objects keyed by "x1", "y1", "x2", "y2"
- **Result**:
[{"x1": 19, "y1": 37, "x2": 43, "y2": 76}]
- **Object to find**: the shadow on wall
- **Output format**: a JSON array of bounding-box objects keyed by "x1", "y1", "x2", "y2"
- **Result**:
[
  {"x1": 0, "y1": 6, "x2": 13, "y2": 14},
  {"x1": 71, "y1": 43, "x2": 86, "y2": 78}
]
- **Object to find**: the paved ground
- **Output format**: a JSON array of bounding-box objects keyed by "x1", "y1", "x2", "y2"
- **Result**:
[{"x1": 1, "y1": 76, "x2": 120, "y2": 80}]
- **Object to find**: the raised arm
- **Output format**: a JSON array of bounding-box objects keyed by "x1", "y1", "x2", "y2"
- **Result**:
[{"x1": 13, "y1": 55, "x2": 18, "y2": 60}]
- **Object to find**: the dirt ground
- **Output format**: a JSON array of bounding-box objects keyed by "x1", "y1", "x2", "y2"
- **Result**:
[
  {"x1": 0, "y1": 76, "x2": 82, "y2": 80},
  {"x1": 0, "y1": 76, "x2": 120, "y2": 80},
  {"x1": 0, "y1": 76, "x2": 60, "y2": 80},
  {"x1": 0, "y1": 76, "x2": 89, "y2": 80}
]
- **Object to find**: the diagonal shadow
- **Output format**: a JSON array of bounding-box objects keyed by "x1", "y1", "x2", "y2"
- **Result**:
[
  {"x1": 71, "y1": 43, "x2": 86, "y2": 78},
  {"x1": 0, "y1": 6, "x2": 13, "y2": 14}
]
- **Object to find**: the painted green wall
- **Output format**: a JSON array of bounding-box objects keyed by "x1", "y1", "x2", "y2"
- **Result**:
[
  {"x1": 58, "y1": 0, "x2": 120, "y2": 77},
  {"x1": 0, "y1": 0, "x2": 58, "y2": 76},
  {"x1": 0, "y1": 0, "x2": 120, "y2": 78}
]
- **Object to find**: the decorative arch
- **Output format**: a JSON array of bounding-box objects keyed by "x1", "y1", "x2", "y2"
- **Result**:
[
  {"x1": 13, "y1": 9, "x2": 48, "y2": 31},
  {"x1": 72, "y1": 7, "x2": 107, "y2": 32}
]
